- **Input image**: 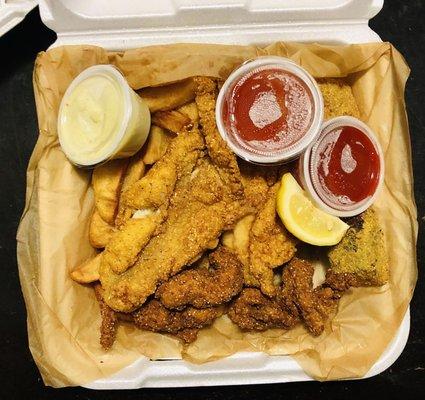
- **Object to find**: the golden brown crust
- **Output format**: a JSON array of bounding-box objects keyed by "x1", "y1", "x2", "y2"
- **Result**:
[
  {"x1": 194, "y1": 77, "x2": 244, "y2": 199},
  {"x1": 94, "y1": 284, "x2": 119, "y2": 350},
  {"x1": 132, "y1": 299, "x2": 222, "y2": 343},
  {"x1": 228, "y1": 288, "x2": 299, "y2": 331},
  {"x1": 156, "y1": 247, "x2": 243, "y2": 309}
]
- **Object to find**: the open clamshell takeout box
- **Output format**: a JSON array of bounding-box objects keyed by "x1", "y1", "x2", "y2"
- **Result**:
[{"x1": 16, "y1": 0, "x2": 417, "y2": 389}]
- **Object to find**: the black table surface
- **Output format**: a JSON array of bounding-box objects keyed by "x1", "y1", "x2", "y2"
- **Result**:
[{"x1": 1, "y1": 2, "x2": 423, "y2": 398}]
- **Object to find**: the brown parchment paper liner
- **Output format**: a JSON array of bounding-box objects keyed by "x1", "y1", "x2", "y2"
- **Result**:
[{"x1": 16, "y1": 42, "x2": 417, "y2": 387}]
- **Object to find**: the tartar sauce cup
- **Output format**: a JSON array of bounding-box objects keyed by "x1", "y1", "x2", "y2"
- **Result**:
[
  {"x1": 299, "y1": 116, "x2": 385, "y2": 217},
  {"x1": 58, "y1": 65, "x2": 151, "y2": 168},
  {"x1": 216, "y1": 56, "x2": 324, "y2": 165}
]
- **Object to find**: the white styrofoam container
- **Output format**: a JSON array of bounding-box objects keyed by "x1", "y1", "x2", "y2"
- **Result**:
[
  {"x1": 34, "y1": 0, "x2": 411, "y2": 389},
  {"x1": 0, "y1": 0, "x2": 36, "y2": 37}
]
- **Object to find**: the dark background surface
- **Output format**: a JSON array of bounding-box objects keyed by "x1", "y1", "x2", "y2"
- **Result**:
[{"x1": 0, "y1": 1, "x2": 423, "y2": 398}]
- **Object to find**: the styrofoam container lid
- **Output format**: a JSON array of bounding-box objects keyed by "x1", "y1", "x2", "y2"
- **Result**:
[{"x1": 38, "y1": 0, "x2": 384, "y2": 50}]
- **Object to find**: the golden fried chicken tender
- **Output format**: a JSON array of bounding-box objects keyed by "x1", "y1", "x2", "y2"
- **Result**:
[
  {"x1": 89, "y1": 209, "x2": 114, "y2": 249},
  {"x1": 248, "y1": 183, "x2": 297, "y2": 297},
  {"x1": 138, "y1": 78, "x2": 196, "y2": 113},
  {"x1": 194, "y1": 77, "x2": 244, "y2": 198},
  {"x1": 318, "y1": 78, "x2": 360, "y2": 119},
  {"x1": 70, "y1": 253, "x2": 101, "y2": 283},
  {"x1": 156, "y1": 247, "x2": 243, "y2": 309},
  {"x1": 92, "y1": 159, "x2": 128, "y2": 224},
  {"x1": 132, "y1": 300, "x2": 223, "y2": 343},
  {"x1": 328, "y1": 208, "x2": 389, "y2": 286}
]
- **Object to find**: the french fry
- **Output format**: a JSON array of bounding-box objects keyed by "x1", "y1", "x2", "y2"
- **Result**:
[
  {"x1": 121, "y1": 153, "x2": 146, "y2": 192},
  {"x1": 142, "y1": 125, "x2": 174, "y2": 165},
  {"x1": 177, "y1": 102, "x2": 199, "y2": 124},
  {"x1": 92, "y1": 159, "x2": 128, "y2": 224},
  {"x1": 89, "y1": 209, "x2": 115, "y2": 248},
  {"x1": 70, "y1": 253, "x2": 102, "y2": 283},
  {"x1": 151, "y1": 110, "x2": 191, "y2": 134},
  {"x1": 138, "y1": 78, "x2": 196, "y2": 112}
]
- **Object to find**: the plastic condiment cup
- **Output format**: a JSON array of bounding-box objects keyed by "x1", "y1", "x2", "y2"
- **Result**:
[
  {"x1": 58, "y1": 64, "x2": 151, "y2": 167},
  {"x1": 215, "y1": 56, "x2": 324, "y2": 165},
  {"x1": 298, "y1": 116, "x2": 385, "y2": 217}
]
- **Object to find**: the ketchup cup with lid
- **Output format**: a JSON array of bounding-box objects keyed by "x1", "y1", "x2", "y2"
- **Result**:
[
  {"x1": 299, "y1": 116, "x2": 385, "y2": 217},
  {"x1": 216, "y1": 56, "x2": 324, "y2": 165}
]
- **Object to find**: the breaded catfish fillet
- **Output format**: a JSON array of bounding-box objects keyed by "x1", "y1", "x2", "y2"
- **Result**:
[
  {"x1": 156, "y1": 247, "x2": 243, "y2": 309},
  {"x1": 100, "y1": 158, "x2": 250, "y2": 312},
  {"x1": 248, "y1": 183, "x2": 297, "y2": 297},
  {"x1": 194, "y1": 77, "x2": 244, "y2": 198},
  {"x1": 132, "y1": 300, "x2": 223, "y2": 343},
  {"x1": 94, "y1": 284, "x2": 118, "y2": 350},
  {"x1": 328, "y1": 208, "x2": 389, "y2": 286}
]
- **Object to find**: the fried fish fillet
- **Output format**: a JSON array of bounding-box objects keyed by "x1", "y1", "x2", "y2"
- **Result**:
[
  {"x1": 248, "y1": 183, "x2": 297, "y2": 297},
  {"x1": 103, "y1": 127, "x2": 205, "y2": 275},
  {"x1": 100, "y1": 157, "x2": 250, "y2": 312},
  {"x1": 132, "y1": 299, "x2": 223, "y2": 343},
  {"x1": 156, "y1": 247, "x2": 243, "y2": 309},
  {"x1": 194, "y1": 77, "x2": 244, "y2": 199},
  {"x1": 94, "y1": 284, "x2": 118, "y2": 350}
]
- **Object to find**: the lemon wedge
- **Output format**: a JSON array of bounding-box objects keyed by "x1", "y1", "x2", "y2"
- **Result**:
[{"x1": 276, "y1": 173, "x2": 349, "y2": 246}]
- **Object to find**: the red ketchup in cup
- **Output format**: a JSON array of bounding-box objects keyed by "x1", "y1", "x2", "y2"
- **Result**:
[
  {"x1": 299, "y1": 116, "x2": 384, "y2": 217},
  {"x1": 216, "y1": 57, "x2": 324, "y2": 165}
]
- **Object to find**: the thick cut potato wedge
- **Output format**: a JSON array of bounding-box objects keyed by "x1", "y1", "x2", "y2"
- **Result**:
[
  {"x1": 142, "y1": 125, "x2": 174, "y2": 165},
  {"x1": 70, "y1": 253, "x2": 102, "y2": 283},
  {"x1": 177, "y1": 102, "x2": 199, "y2": 124},
  {"x1": 89, "y1": 209, "x2": 115, "y2": 248},
  {"x1": 121, "y1": 153, "x2": 145, "y2": 192},
  {"x1": 151, "y1": 110, "x2": 191, "y2": 134},
  {"x1": 92, "y1": 159, "x2": 128, "y2": 224},
  {"x1": 138, "y1": 78, "x2": 196, "y2": 112}
]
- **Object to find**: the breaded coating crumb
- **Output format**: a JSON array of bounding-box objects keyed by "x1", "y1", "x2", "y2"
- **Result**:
[
  {"x1": 94, "y1": 284, "x2": 118, "y2": 350},
  {"x1": 132, "y1": 300, "x2": 223, "y2": 343},
  {"x1": 156, "y1": 247, "x2": 243, "y2": 309},
  {"x1": 318, "y1": 78, "x2": 360, "y2": 119},
  {"x1": 228, "y1": 288, "x2": 299, "y2": 331},
  {"x1": 328, "y1": 208, "x2": 389, "y2": 286}
]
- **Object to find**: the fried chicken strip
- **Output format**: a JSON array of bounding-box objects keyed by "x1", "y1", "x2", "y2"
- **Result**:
[
  {"x1": 156, "y1": 247, "x2": 243, "y2": 309},
  {"x1": 132, "y1": 299, "x2": 223, "y2": 343},
  {"x1": 195, "y1": 77, "x2": 244, "y2": 198}
]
